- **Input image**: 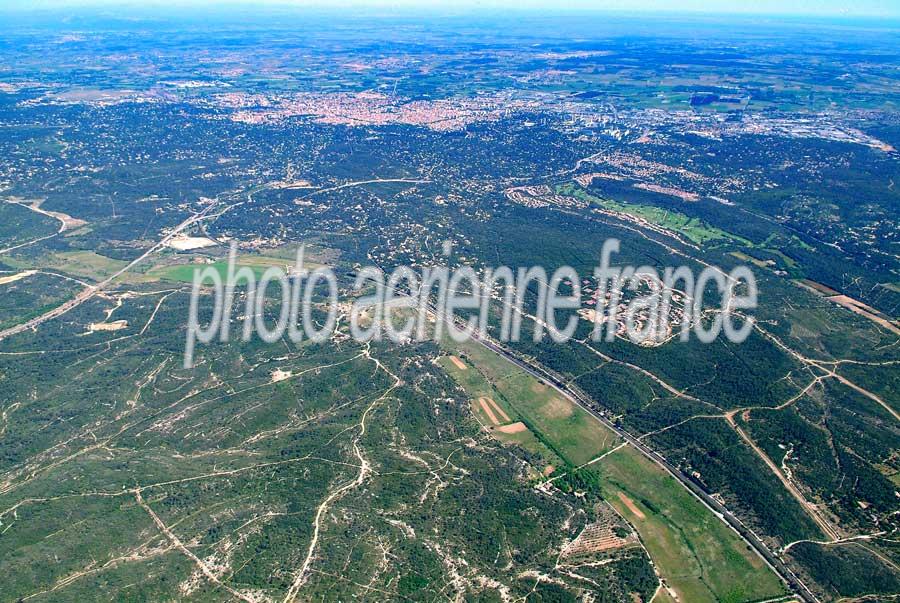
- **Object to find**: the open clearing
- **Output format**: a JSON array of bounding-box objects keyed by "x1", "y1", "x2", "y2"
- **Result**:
[
  {"x1": 594, "y1": 445, "x2": 786, "y2": 603},
  {"x1": 88, "y1": 320, "x2": 128, "y2": 332},
  {"x1": 439, "y1": 339, "x2": 785, "y2": 603},
  {"x1": 3, "y1": 250, "x2": 157, "y2": 285},
  {"x1": 444, "y1": 338, "x2": 621, "y2": 465},
  {"x1": 9, "y1": 250, "x2": 127, "y2": 282},
  {"x1": 0, "y1": 270, "x2": 37, "y2": 285},
  {"x1": 541, "y1": 397, "x2": 573, "y2": 419},
  {"x1": 6, "y1": 250, "x2": 156, "y2": 285},
  {"x1": 153, "y1": 253, "x2": 323, "y2": 283},
  {"x1": 438, "y1": 354, "x2": 563, "y2": 474},
  {"x1": 558, "y1": 183, "x2": 745, "y2": 245},
  {"x1": 270, "y1": 369, "x2": 292, "y2": 383}
]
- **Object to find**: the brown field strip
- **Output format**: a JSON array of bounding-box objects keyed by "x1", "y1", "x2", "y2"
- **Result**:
[
  {"x1": 485, "y1": 397, "x2": 511, "y2": 423},
  {"x1": 478, "y1": 397, "x2": 501, "y2": 425},
  {"x1": 448, "y1": 355, "x2": 467, "y2": 370},
  {"x1": 617, "y1": 491, "x2": 646, "y2": 520},
  {"x1": 496, "y1": 421, "x2": 527, "y2": 434},
  {"x1": 827, "y1": 294, "x2": 900, "y2": 335}
]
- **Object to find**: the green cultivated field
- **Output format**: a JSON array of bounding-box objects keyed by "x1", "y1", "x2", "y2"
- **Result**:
[
  {"x1": 153, "y1": 254, "x2": 322, "y2": 284},
  {"x1": 441, "y1": 337, "x2": 786, "y2": 603},
  {"x1": 594, "y1": 446, "x2": 787, "y2": 603},
  {"x1": 444, "y1": 337, "x2": 620, "y2": 466},
  {"x1": 558, "y1": 183, "x2": 745, "y2": 245},
  {"x1": 437, "y1": 353, "x2": 565, "y2": 472}
]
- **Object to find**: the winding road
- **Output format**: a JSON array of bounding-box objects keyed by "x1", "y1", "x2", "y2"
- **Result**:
[{"x1": 429, "y1": 301, "x2": 820, "y2": 603}]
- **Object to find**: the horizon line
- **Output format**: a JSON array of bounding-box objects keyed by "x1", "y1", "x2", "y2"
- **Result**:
[{"x1": 2, "y1": 1, "x2": 900, "y2": 21}]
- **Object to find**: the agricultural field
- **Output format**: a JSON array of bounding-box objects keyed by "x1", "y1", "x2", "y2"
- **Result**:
[
  {"x1": 440, "y1": 336, "x2": 787, "y2": 603},
  {"x1": 557, "y1": 183, "x2": 744, "y2": 245},
  {"x1": 0, "y1": 7, "x2": 898, "y2": 602},
  {"x1": 442, "y1": 338, "x2": 621, "y2": 467},
  {"x1": 150, "y1": 253, "x2": 317, "y2": 284},
  {"x1": 594, "y1": 445, "x2": 787, "y2": 603}
]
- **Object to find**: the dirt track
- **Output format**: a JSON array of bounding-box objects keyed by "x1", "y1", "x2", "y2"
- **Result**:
[{"x1": 617, "y1": 492, "x2": 646, "y2": 520}]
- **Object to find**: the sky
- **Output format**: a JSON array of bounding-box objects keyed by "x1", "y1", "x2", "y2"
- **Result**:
[{"x1": 4, "y1": 0, "x2": 900, "y2": 18}]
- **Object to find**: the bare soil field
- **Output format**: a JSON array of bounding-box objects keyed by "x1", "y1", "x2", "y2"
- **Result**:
[
  {"x1": 0, "y1": 270, "x2": 37, "y2": 285},
  {"x1": 166, "y1": 236, "x2": 218, "y2": 251},
  {"x1": 496, "y1": 421, "x2": 527, "y2": 434},
  {"x1": 448, "y1": 355, "x2": 467, "y2": 370},
  {"x1": 617, "y1": 492, "x2": 647, "y2": 520},
  {"x1": 478, "y1": 397, "x2": 500, "y2": 425},
  {"x1": 88, "y1": 320, "x2": 128, "y2": 332},
  {"x1": 827, "y1": 294, "x2": 900, "y2": 335},
  {"x1": 270, "y1": 369, "x2": 292, "y2": 383},
  {"x1": 484, "y1": 397, "x2": 511, "y2": 423},
  {"x1": 796, "y1": 279, "x2": 900, "y2": 335}
]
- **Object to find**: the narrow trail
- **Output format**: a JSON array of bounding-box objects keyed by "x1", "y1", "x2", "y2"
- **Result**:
[
  {"x1": 0, "y1": 199, "x2": 80, "y2": 256},
  {"x1": 559, "y1": 178, "x2": 898, "y2": 431},
  {"x1": 282, "y1": 344, "x2": 402, "y2": 603},
  {"x1": 725, "y1": 412, "x2": 840, "y2": 541},
  {"x1": 0, "y1": 195, "x2": 242, "y2": 342},
  {"x1": 0, "y1": 350, "x2": 368, "y2": 497},
  {"x1": 630, "y1": 320, "x2": 899, "y2": 544},
  {"x1": 17, "y1": 538, "x2": 175, "y2": 601},
  {"x1": 782, "y1": 531, "x2": 889, "y2": 554},
  {"x1": 540, "y1": 441, "x2": 628, "y2": 486},
  {"x1": 135, "y1": 490, "x2": 256, "y2": 603},
  {"x1": 484, "y1": 175, "x2": 900, "y2": 597},
  {"x1": 754, "y1": 324, "x2": 900, "y2": 422},
  {"x1": 634, "y1": 371, "x2": 842, "y2": 541},
  {"x1": 576, "y1": 339, "x2": 720, "y2": 412},
  {"x1": 299, "y1": 178, "x2": 430, "y2": 200},
  {"x1": 560, "y1": 181, "x2": 900, "y2": 545}
]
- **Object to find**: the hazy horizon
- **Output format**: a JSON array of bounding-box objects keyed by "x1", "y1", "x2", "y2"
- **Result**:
[{"x1": 2, "y1": 0, "x2": 899, "y2": 19}]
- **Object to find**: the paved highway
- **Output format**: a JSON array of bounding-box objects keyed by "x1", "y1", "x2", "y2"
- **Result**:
[{"x1": 457, "y1": 323, "x2": 820, "y2": 603}]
